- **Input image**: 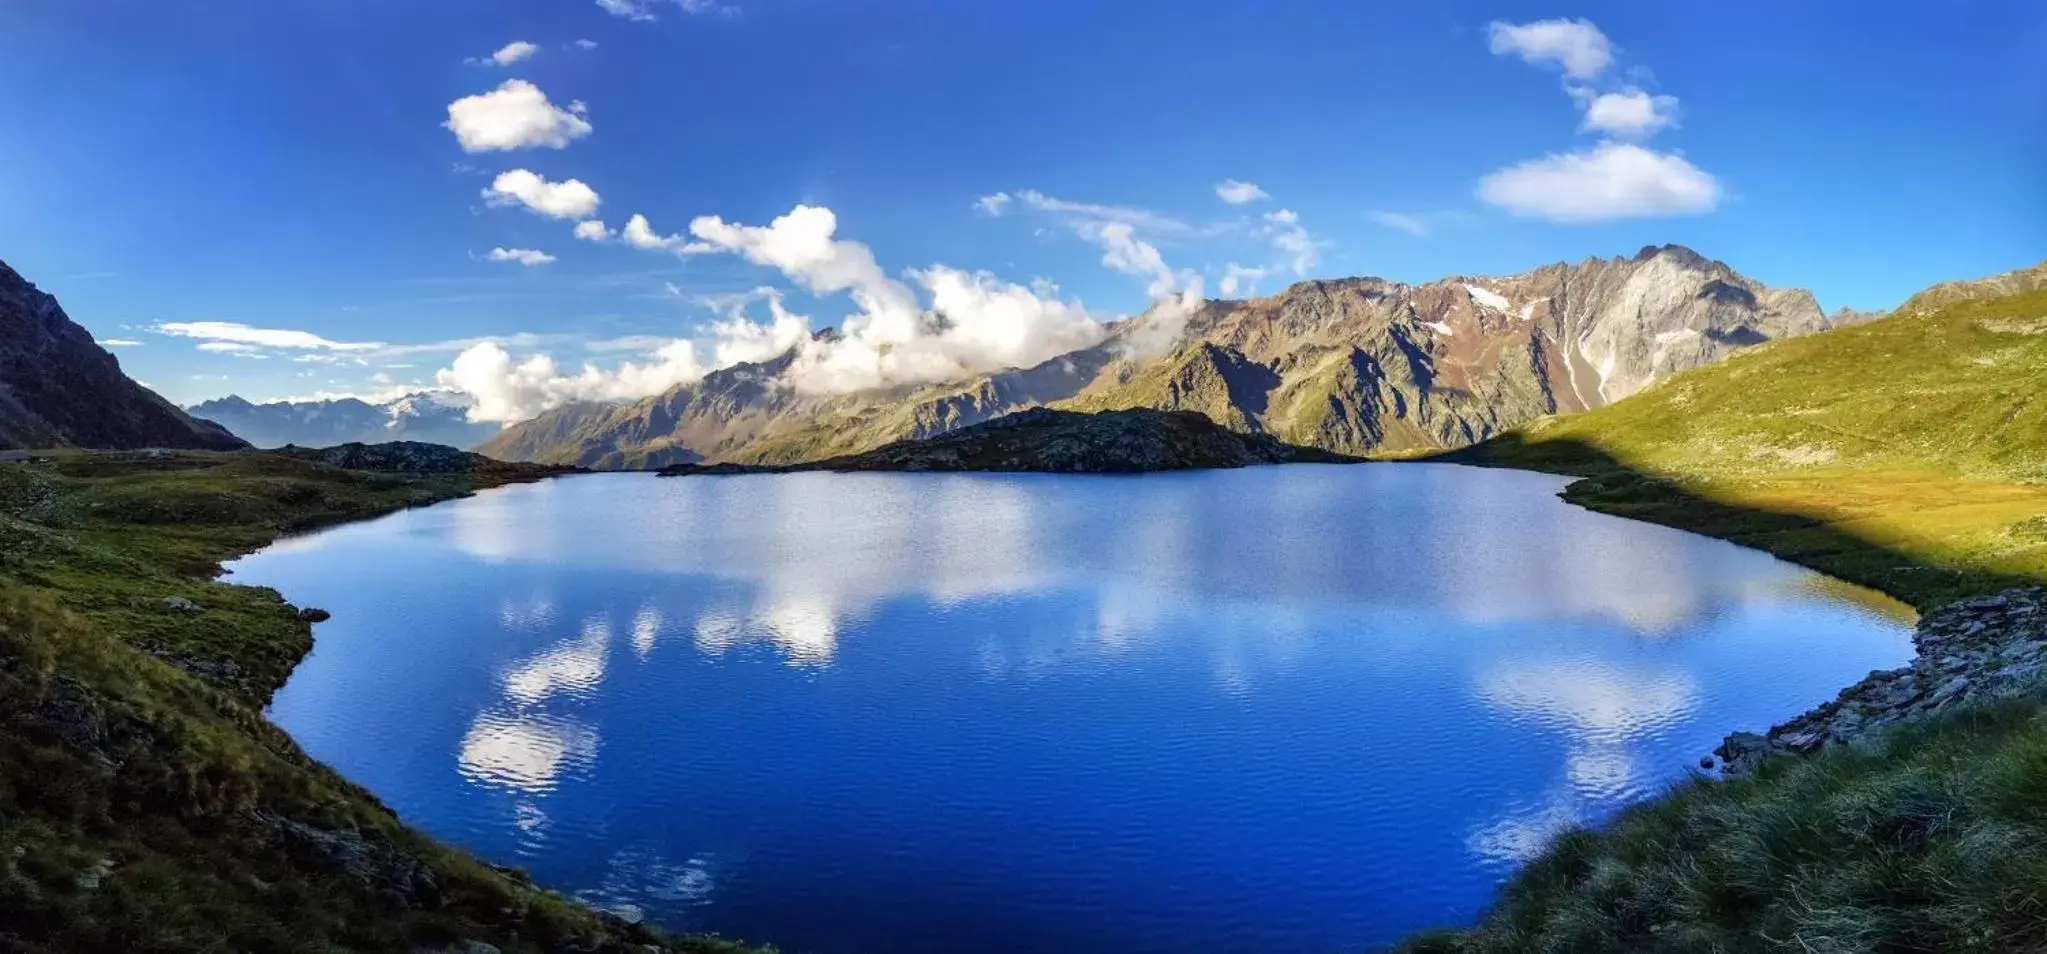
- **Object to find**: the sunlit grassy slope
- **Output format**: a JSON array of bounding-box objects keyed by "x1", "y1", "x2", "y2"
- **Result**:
[
  {"x1": 1406, "y1": 290, "x2": 2047, "y2": 951},
  {"x1": 0, "y1": 451, "x2": 763, "y2": 953},
  {"x1": 1450, "y1": 287, "x2": 2047, "y2": 611}
]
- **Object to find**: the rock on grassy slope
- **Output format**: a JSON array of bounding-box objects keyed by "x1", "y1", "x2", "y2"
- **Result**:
[
  {"x1": 1405, "y1": 287, "x2": 2047, "y2": 952},
  {"x1": 659, "y1": 407, "x2": 1353, "y2": 475},
  {"x1": 0, "y1": 260, "x2": 245, "y2": 452},
  {"x1": 0, "y1": 448, "x2": 759, "y2": 953}
]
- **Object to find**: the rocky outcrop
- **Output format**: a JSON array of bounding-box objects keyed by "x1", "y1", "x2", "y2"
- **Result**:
[
  {"x1": 0, "y1": 259, "x2": 247, "y2": 451},
  {"x1": 190, "y1": 392, "x2": 498, "y2": 450},
  {"x1": 489, "y1": 245, "x2": 1836, "y2": 468},
  {"x1": 1896, "y1": 258, "x2": 2047, "y2": 315},
  {"x1": 661, "y1": 407, "x2": 1353, "y2": 475},
  {"x1": 1717, "y1": 588, "x2": 2047, "y2": 774}
]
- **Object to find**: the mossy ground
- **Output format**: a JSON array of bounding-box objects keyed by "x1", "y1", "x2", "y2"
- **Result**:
[
  {"x1": 0, "y1": 450, "x2": 766, "y2": 953},
  {"x1": 1409, "y1": 291, "x2": 2047, "y2": 950}
]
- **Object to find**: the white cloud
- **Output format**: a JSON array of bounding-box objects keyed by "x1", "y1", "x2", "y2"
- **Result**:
[
  {"x1": 1214, "y1": 179, "x2": 1269, "y2": 205},
  {"x1": 1581, "y1": 89, "x2": 1680, "y2": 140},
  {"x1": 444, "y1": 80, "x2": 592, "y2": 153},
  {"x1": 98, "y1": 337, "x2": 143, "y2": 347},
  {"x1": 1487, "y1": 18, "x2": 1613, "y2": 79},
  {"x1": 572, "y1": 39, "x2": 600, "y2": 50},
  {"x1": 552, "y1": 203, "x2": 1107, "y2": 399},
  {"x1": 470, "y1": 41, "x2": 539, "y2": 67},
  {"x1": 437, "y1": 340, "x2": 703, "y2": 423},
  {"x1": 1218, "y1": 263, "x2": 1270, "y2": 297},
  {"x1": 573, "y1": 219, "x2": 615, "y2": 242},
  {"x1": 1013, "y1": 190, "x2": 1194, "y2": 235},
  {"x1": 622, "y1": 213, "x2": 688, "y2": 251},
  {"x1": 1477, "y1": 141, "x2": 1721, "y2": 222},
  {"x1": 158, "y1": 321, "x2": 384, "y2": 351},
  {"x1": 974, "y1": 192, "x2": 1012, "y2": 216},
  {"x1": 597, "y1": 0, "x2": 735, "y2": 21},
  {"x1": 483, "y1": 169, "x2": 601, "y2": 220},
  {"x1": 487, "y1": 247, "x2": 557, "y2": 266},
  {"x1": 198, "y1": 341, "x2": 266, "y2": 357},
  {"x1": 1259, "y1": 209, "x2": 1318, "y2": 275},
  {"x1": 1366, "y1": 210, "x2": 1430, "y2": 237},
  {"x1": 596, "y1": 0, "x2": 656, "y2": 20}
]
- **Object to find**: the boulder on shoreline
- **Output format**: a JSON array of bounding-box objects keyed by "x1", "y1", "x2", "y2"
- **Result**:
[{"x1": 1718, "y1": 587, "x2": 2047, "y2": 773}]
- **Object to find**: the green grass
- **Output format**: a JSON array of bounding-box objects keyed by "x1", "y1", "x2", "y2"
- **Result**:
[
  {"x1": 1409, "y1": 290, "x2": 2047, "y2": 949},
  {"x1": 0, "y1": 449, "x2": 767, "y2": 953},
  {"x1": 1403, "y1": 691, "x2": 2047, "y2": 953},
  {"x1": 1449, "y1": 287, "x2": 2047, "y2": 612}
]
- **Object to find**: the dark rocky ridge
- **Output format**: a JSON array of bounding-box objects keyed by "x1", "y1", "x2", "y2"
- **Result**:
[
  {"x1": 658, "y1": 407, "x2": 1353, "y2": 475},
  {"x1": 0, "y1": 259, "x2": 246, "y2": 451},
  {"x1": 1717, "y1": 588, "x2": 2047, "y2": 774}
]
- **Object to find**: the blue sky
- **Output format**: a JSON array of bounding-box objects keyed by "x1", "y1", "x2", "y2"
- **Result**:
[{"x1": 2, "y1": 0, "x2": 2042, "y2": 411}]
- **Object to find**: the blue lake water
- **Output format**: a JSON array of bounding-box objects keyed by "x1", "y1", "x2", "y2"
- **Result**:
[{"x1": 234, "y1": 464, "x2": 1915, "y2": 952}]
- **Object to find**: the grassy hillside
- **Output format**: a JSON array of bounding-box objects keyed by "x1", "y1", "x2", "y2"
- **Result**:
[
  {"x1": 1449, "y1": 286, "x2": 2047, "y2": 611},
  {"x1": 1411, "y1": 289, "x2": 2047, "y2": 951},
  {"x1": 0, "y1": 450, "x2": 762, "y2": 953}
]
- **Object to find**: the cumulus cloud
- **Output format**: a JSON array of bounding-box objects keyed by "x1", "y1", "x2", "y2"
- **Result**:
[
  {"x1": 487, "y1": 247, "x2": 557, "y2": 266},
  {"x1": 158, "y1": 321, "x2": 384, "y2": 351},
  {"x1": 470, "y1": 41, "x2": 539, "y2": 67},
  {"x1": 1487, "y1": 18, "x2": 1613, "y2": 79},
  {"x1": 596, "y1": 0, "x2": 656, "y2": 20},
  {"x1": 1213, "y1": 179, "x2": 1269, "y2": 205},
  {"x1": 621, "y1": 213, "x2": 689, "y2": 251},
  {"x1": 1218, "y1": 263, "x2": 1270, "y2": 297},
  {"x1": 1580, "y1": 89, "x2": 1680, "y2": 139},
  {"x1": 572, "y1": 39, "x2": 600, "y2": 50},
  {"x1": 1477, "y1": 141, "x2": 1721, "y2": 222},
  {"x1": 1481, "y1": 19, "x2": 1715, "y2": 223},
  {"x1": 483, "y1": 169, "x2": 601, "y2": 220},
  {"x1": 437, "y1": 340, "x2": 708, "y2": 423},
  {"x1": 444, "y1": 80, "x2": 592, "y2": 153},
  {"x1": 1367, "y1": 210, "x2": 1430, "y2": 237},
  {"x1": 474, "y1": 203, "x2": 1110, "y2": 407},
  {"x1": 974, "y1": 192, "x2": 1012, "y2": 216},
  {"x1": 1259, "y1": 209, "x2": 1319, "y2": 275},
  {"x1": 573, "y1": 220, "x2": 614, "y2": 242}
]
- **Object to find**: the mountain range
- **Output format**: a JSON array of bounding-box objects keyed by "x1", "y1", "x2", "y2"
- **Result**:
[
  {"x1": 480, "y1": 244, "x2": 1840, "y2": 468},
  {"x1": 187, "y1": 392, "x2": 499, "y2": 450},
  {"x1": 0, "y1": 259, "x2": 245, "y2": 451}
]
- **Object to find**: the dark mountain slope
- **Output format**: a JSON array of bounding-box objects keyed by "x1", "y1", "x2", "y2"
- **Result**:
[{"x1": 0, "y1": 260, "x2": 245, "y2": 451}]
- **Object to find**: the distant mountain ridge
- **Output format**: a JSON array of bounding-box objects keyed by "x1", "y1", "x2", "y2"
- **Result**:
[
  {"x1": 0, "y1": 259, "x2": 245, "y2": 451},
  {"x1": 484, "y1": 244, "x2": 1837, "y2": 468},
  {"x1": 189, "y1": 391, "x2": 499, "y2": 450}
]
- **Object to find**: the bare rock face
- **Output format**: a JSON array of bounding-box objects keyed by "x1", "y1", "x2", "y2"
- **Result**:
[
  {"x1": 486, "y1": 245, "x2": 1833, "y2": 467},
  {"x1": 1716, "y1": 588, "x2": 2047, "y2": 774},
  {"x1": 0, "y1": 259, "x2": 247, "y2": 451}
]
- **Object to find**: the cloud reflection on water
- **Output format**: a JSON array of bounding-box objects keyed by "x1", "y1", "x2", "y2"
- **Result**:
[{"x1": 1466, "y1": 657, "x2": 1702, "y2": 865}]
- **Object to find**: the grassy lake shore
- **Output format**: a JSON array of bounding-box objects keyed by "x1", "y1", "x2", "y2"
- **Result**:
[
  {"x1": 0, "y1": 448, "x2": 766, "y2": 953},
  {"x1": 1404, "y1": 290, "x2": 2047, "y2": 951}
]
